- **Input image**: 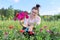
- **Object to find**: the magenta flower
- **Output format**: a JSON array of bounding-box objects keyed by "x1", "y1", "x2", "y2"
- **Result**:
[
  {"x1": 14, "y1": 13, "x2": 19, "y2": 21},
  {"x1": 17, "y1": 11, "x2": 29, "y2": 20},
  {"x1": 17, "y1": 14, "x2": 24, "y2": 20},
  {"x1": 26, "y1": 15, "x2": 29, "y2": 19},
  {"x1": 16, "y1": 13, "x2": 19, "y2": 17}
]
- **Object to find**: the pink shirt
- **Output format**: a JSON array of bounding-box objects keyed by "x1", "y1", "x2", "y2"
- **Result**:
[{"x1": 24, "y1": 15, "x2": 41, "y2": 27}]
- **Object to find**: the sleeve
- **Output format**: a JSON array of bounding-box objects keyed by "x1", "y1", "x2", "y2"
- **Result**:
[
  {"x1": 36, "y1": 17, "x2": 41, "y2": 25},
  {"x1": 24, "y1": 18, "x2": 29, "y2": 27},
  {"x1": 24, "y1": 15, "x2": 29, "y2": 24}
]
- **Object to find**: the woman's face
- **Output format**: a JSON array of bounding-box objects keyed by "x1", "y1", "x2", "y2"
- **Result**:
[{"x1": 31, "y1": 9, "x2": 38, "y2": 16}]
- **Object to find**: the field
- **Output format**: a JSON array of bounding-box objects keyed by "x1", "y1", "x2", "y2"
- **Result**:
[{"x1": 0, "y1": 20, "x2": 60, "y2": 40}]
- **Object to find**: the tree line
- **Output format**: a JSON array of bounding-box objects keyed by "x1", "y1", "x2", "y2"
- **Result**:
[{"x1": 0, "y1": 6, "x2": 60, "y2": 21}]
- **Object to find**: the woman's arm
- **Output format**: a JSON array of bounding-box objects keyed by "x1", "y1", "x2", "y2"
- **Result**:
[
  {"x1": 23, "y1": 18, "x2": 29, "y2": 27},
  {"x1": 19, "y1": 19, "x2": 24, "y2": 27}
]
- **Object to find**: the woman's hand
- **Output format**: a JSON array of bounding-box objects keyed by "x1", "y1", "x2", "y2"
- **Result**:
[{"x1": 28, "y1": 25, "x2": 34, "y2": 31}]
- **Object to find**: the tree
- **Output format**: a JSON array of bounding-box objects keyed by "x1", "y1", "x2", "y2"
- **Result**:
[
  {"x1": 6, "y1": 5, "x2": 14, "y2": 19},
  {"x1": 0, "y1": 8, "x2": 5, "y2": 20}
]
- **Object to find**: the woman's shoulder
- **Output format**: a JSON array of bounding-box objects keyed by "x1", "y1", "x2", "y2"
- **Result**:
[{"x1": 36, "y1": 16, "x2": 41, "y2": 20}]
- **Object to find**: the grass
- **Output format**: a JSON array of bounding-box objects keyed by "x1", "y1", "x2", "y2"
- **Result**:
[{"x1": 0, "y1": 20, "x2": 60, "y2": 40}]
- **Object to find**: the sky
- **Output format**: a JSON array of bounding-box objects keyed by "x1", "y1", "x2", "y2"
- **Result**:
[{"x1": 0, "y1": 0, "x2": 60, "y2": 15}]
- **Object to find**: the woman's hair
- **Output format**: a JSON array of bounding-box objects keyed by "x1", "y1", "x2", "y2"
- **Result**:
[
  {"x1": 32, "y1": 4, "x2": 40, "y2": 16},
  {"x1": 32, "y1": 4, "x2": 40, "y2": 10}
]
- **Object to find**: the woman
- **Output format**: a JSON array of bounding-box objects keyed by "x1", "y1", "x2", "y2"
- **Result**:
[{"x1": 21, "y1": 4, "x2": 41, "y2": 35}]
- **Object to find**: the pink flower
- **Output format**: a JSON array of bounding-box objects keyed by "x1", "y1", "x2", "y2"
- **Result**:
[
  {"x1": 44, "y1": 26, "x2": 47, "y2": 29},
  {"x1": 46, "y1": 30, "x2": 54, "y2": 34},
  {"x1": 17, "y1": 14, "x2": 24, "y2": 20},
  {"x1": 46, "y1": 30, "x2": 51, "y2": 33},
  {"x1": 40, "y1": 28, "x2": 43, "y2": 32},
  {"x1": 17, "y1": 11, "x2": 29, "y2": 20},
  {"x1": 4, "y1": 32, "x2": 8, "y2": 35}
]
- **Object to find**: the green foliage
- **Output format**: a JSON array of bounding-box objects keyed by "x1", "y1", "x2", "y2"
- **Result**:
[
  {"x1": 0, "y1": 6, "x2": 22, "y2": 20},
  {"x1": 0, "y1": 20, "x2": 60, "y2": 40},
  {"x1": 42, "y1": 14, "x2": 60, "y2": 21}
]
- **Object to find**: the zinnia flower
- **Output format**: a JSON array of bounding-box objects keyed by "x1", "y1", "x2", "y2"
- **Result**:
[
  {"x1": 9, "y1": 25, "x2": 14, "y2": 29},
  {"x1": 46, "y1": 30, "x2": 51, "y2": 33},
  {"x1": 4, "y1": 32, "x2": 8, "y2": 35},
  {"x1": 46, "y1": 30, "x2": 54, "y2": 34},
  {"x1": 14, "y1": 17, "x2": 16, "y2": 21},
  {"x1": 44, "y1": 26, "x2": 47, "y2": 29},
  {"x1": 26, "y1": 15, "x2": 29, "y2": 19},
  {"x1": 40, "y1": 28, "x2": 43, "y2": 32},
  {"x1": 16, "y1": 11, "x2": 29, "y2": 20},
  {"x1": 16, "y1": 13, "x2": 19, "y2": 17},
  {"x1": 28, "y1": 31, "x2": 34, "y2": 35},
  {"x1": 20, "y1": 30, "x2": 25, "y2": 33},
  {"x1": 4, "y1": 32, "x2": 8, "y2": 39}
]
